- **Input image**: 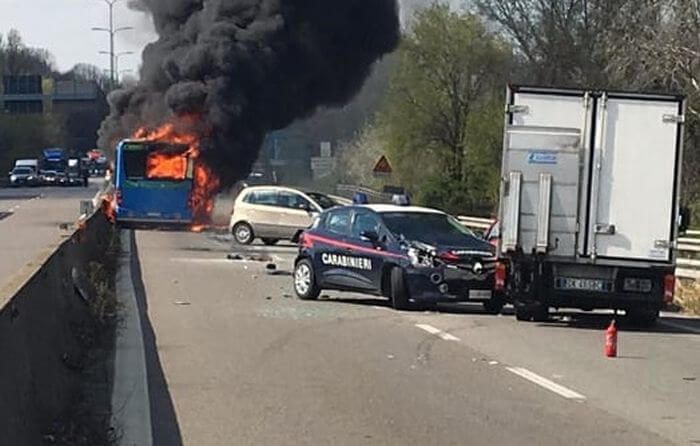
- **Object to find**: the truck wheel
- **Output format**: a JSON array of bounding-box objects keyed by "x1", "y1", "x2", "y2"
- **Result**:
[
  {"x1": 232, "y1": 222, "x2": 254, "y2": 245},
  {"x1": 514, "y1": 303, "x2": 532, "y2": 321},
  {"x1": 627, "y1": 309, "x2": 659, "y2": 328},
  {"x1": 294, "y1": 259, "x2": 320, "y2": 300},
  {"x1": 390, "y1": 267, "x2": 411, "y2": 311},
  {"x1": 483, "y1": 293, "x2": 506, "y2": 315},
  {"x1": 532, "y1": 303, "x2": 550, "y2": 322}
]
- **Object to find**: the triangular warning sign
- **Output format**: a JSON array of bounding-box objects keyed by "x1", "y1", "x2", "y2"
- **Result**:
[{"x1": 373, "y1": 155, "x2": 393, "y2": 175}]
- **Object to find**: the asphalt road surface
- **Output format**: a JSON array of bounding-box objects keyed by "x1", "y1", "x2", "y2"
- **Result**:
[
  {"x1": 128, "y1": 229, "x2": 700, "y2": 446},
  {"x1": 0, "y1": 181, "x2": 101, "y2": 299}
]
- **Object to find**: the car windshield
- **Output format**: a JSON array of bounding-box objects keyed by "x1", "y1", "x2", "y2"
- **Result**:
[
  {"x1": 306, "y1": 192, "x2": 338, "y2": 210},
  {"x1": 12, "y1": 168, "x2": 32, "y2": 175},
  {"x1": 381, "y1": 212, "x2": 481, "y2": 246}
]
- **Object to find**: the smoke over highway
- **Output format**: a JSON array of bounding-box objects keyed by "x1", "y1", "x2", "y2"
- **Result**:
[{"x1": 99, "y1": 0, "x2": 400, "y2": 188}]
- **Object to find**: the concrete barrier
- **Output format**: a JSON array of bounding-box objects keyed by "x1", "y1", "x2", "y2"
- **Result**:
[{"x1": 0, "y1": 211, "x2": 112, "y2": 445}]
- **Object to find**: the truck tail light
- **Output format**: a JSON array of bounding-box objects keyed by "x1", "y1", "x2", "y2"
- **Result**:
[
  {"x1": 115, "y1": 189, "x2": 123, "y2": 205},
  {"x1": 495, "y1": 262, "x2": 507, "y2": 291},
  {"x1": 664, "y1": 274, "x2": 675, "y2": 304}
]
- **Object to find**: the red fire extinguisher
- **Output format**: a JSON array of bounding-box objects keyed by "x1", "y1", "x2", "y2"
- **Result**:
[{"x1": 605, "y1": 319, "x2": 618, "y2": 358}]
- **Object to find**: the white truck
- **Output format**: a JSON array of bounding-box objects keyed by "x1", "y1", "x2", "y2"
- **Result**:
[
  {"x1": 497, "y1": 86, "x2": 691, "y2": 326},
  {"x1": 14, "y1": 159, "x2": 39, "y2": 173}
]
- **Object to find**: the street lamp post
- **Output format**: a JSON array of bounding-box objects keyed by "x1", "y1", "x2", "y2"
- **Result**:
[
  {"x1": 91, "y1": 0, "x2": 133, "y2": 88},
  {"x1": 99, "y1": 50, "x2": 133, "y2": 84}
]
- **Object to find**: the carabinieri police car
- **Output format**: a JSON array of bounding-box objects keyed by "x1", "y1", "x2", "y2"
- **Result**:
[{"x1": 293, "y1": 204, "x2": 505, "y2": 313}]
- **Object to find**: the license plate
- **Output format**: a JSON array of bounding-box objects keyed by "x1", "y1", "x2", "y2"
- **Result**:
[
  {"x1": 469, "y1": 290, "x2": 492, "y2": 300},
  {"x1": 556, "y1": 277, "x2": 609, "y2": 292}
]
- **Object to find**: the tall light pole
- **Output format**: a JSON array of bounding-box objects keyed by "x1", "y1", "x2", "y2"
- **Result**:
[
  {"x1": 91, "y1": 0, "x2": 133, "y2": 88},
  {"x1": 99, "y1": 50, "x2": 133, "y2": 84}
]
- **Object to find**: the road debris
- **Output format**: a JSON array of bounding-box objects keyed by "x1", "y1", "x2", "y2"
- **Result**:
[{"x1": 174, "y1": 300, "x2": 191, "y2": 306}]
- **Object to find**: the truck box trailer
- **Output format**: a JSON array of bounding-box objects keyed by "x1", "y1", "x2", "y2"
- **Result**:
[{"x1": 497, "y1": 86, "x2": 691, "y2": 326}]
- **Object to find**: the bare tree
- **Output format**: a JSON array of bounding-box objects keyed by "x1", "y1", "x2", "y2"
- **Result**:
[{"x1": 475, "y1": 0, "x2": 636, "y2": 87}]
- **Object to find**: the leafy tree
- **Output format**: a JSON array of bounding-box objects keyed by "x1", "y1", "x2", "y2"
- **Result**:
[
  {"x1": 0, "y1": 114, "x2": 65, "y2": 173},
  {"x1": 379, "y1": 4, "x2": 510, "y2": 214}
]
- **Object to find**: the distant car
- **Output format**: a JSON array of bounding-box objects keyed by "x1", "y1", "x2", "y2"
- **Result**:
[
  {"x1": 8, "y1": 167, "x2": 39, "y2": 187},
  {"x1": 39, "y1": 170, "x2": 62, "y2": 186},
  {"x1": 229, "y1": 186, "x2": 342, "y2": 245},
  {"x1": 293, "y1": 205, "x2": 505, "y2": 313}
]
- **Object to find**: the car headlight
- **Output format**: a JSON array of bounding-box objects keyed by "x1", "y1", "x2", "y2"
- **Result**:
[
  {"x1": 408, "y1": 247, "x2": 435, "y2": 268},
  {"x1": 10, "y1": 175, "x2": 17, "y2": 181}
]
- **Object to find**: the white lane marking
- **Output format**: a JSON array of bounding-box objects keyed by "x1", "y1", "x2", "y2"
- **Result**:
[
  {"x1": 415, "y1": 324, "x2": 461, "y2": 342},
  {"x1": 506, "y1": 367, "x2": 586, "y2": 400},
  {"x1": 659, "y1": 319, "x2": 700, "y2": 335}
]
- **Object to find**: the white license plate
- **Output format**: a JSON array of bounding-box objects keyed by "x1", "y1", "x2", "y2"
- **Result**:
[
  {"x1": 469, "y1": 290, "x2": 492, "y2": 300},
  {"x1": 557, "y1": 278, "x2": 607, "y2": 292}
]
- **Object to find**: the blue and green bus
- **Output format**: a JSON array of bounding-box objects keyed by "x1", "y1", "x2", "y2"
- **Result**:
[{"x1": 114, "y1": 139, "x2": 195, "y2": 226}]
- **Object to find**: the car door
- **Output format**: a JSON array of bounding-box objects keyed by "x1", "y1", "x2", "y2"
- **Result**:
[
  {"x1": 243, "y1": 189, "x2": 280, "y2": 238},
  {"x1": 347, "y1": 209, "x2": 387, "y2": 292},
  {"x1": 276, "y1": 191, "x2": 317, "y2": 239},
  {"x1": 314, "y1": 208, "x2": 361, "y2": 288}
]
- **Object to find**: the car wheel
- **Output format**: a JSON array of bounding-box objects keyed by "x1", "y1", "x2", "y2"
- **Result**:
[
  {"x1": 262, "y1": 238, "x2": 279, "y2": 246},
  {"x1": 294, "y1": 258, "x2": 320, "y2": 300},
  {"x1": 232, "y1": 222, "x2": 254, "y2": 245},
  {"x1": 390, "y1": 267, "x2": 411, "y2": 311}
]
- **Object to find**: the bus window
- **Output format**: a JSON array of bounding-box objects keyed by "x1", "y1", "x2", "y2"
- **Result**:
[{"x1": 122, "y1": 143, "x2": 190, "y2": 181}]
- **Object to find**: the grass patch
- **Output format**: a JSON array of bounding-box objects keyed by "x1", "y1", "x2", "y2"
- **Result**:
[
  {"x1": 676, "y1": 280, "x2": 700, "y2": 316},
  {"x1": 43, "y1": 225, "x2": 121, "y2": 446}
]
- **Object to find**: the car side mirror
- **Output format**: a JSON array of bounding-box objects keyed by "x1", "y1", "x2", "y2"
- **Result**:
[
  {"x1": 360, "y1": 230, "x2": 380, "y2": 244},
  {"x1": 679, "y1": 206, "x2": 691, "y2": 234}
]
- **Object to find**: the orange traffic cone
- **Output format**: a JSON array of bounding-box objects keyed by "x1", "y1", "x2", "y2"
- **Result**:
[{"x1": 605, "y1": 319, "x2": 618, "y2": 358}]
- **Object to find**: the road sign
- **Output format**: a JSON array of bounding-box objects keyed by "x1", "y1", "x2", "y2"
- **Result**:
[{"x1": 373, "y1": 155, "x2": 393, "y2": 176}]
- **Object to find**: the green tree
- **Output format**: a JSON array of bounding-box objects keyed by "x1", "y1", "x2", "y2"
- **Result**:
[
  {"x1": 379, "y1": 4, "x2": 510, "y2": 214},
  {"x1": 0, "y1": 114, "x2": 65, "y2": 173}
]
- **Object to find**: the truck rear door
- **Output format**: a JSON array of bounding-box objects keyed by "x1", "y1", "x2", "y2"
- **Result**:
[{"x1": 588, "y1": 95, "x2": 684, "y2": 262}]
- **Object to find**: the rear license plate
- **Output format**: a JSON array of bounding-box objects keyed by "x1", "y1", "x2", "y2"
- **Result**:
[
  {"x1": 556, "y1": 277, "x2": 610, "y2": 292},
  {"x1": 469, "y1": 290, "x2": 492, "y2": 300}
]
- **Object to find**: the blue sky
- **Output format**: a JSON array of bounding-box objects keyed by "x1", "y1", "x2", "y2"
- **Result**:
[{"x1": 0, "y1": 0, "x2": 156, "y2": 73}]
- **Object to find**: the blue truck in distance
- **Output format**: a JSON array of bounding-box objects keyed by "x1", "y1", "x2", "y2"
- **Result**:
[{"x1": 41, "y1": 148, "x2": 68, "y2": 173}]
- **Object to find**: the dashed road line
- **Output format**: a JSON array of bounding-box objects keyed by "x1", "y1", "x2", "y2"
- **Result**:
[
  {"x1": 506, "y1": 366, "x2": 586, "y2": 400},
  {"x1": 415, "y1": 323, "x2": 461, "y2": 341}
]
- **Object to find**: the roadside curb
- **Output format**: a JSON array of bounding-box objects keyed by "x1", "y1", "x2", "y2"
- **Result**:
[{"x1": 112, "y1": 230, "x2": 153, "y2": 446}]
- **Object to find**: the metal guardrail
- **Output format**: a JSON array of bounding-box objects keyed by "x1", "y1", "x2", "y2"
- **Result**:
[
  {"x1": 336, "y1": 184, "x2": 393, "y2": 203},
  {"x1": 678, "y1": 231, "x2": 700, "y2": 280}
]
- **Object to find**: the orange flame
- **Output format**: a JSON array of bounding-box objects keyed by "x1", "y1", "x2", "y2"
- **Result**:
[
  {"x1": 133, "y1": 121, "x2": 220, "y2": 229},
  {"x1": 101, "y1": 192, "x2": 117, "y2": 224}
]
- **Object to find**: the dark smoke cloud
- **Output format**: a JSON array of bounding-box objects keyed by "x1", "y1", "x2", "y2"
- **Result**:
[{"x1": 100, "y1": 0, "x2": 400, "y2": 188}]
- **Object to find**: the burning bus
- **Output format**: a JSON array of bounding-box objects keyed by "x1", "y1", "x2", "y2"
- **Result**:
[{"x1": 113, "y1": 124, "x2": 219, "y2": 228}]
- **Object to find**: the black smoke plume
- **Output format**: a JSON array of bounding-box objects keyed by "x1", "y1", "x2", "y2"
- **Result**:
[{"x1": 99, "y1": 0, "x2": 400, "y2": 188}]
